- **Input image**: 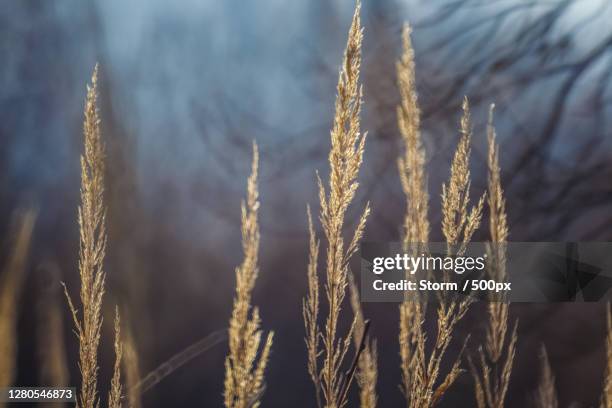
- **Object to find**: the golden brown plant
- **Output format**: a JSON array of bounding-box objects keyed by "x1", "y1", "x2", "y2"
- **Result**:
[
  {"x1": 0, "y1": 210, "x2": 36, "y2": 404},
  {"x1": 123, "y1": 319, "x2": 142, "y2": 408},
  {"x1": 396, "y1": 24, "x2": 429, "y2": 249},
  {"x1": 303, "y1": 2, "x2": 370, "y2": 407},
  {"x1": 431, "y1": 102, "x2": 485, "y2": 408},
  {"x1": 348, "y1": 275, "x2": 377, "y2": 408},
  {"x1": 437, "y1": 98, "x2": 484, "y2": 383},
  {"x1": 224, "y1": 142, "x2": 274, "y2": 408},
  {"x1": 63, "y1": 64, "x2": 124, "y2": 408},
  {"x1": 108, "y1": 308, "x2": 123, "y2": 408},
  {"x1": 535, "y1": 345, "x2": 557, "y2": 408},
  {"x1": 469, "y1": 325, "x2": 517, "y2": 408},
  {"x1": 63, "y1": 64, "x2": 107, "y2": 408},
  {"x1": 483, "y1": 104, "x2": 511, "y2": 361},
  {"x1": 441, "y1": 98, "x2": 485, "y2": 255},
  {"x1": 418, "y1": 98, "x2": 484, "y2": 407},
  {"x1": 602, "y1": 305, "x2": 612, "y2": 408},
  {"x1": 395, "y1": 23, "x2": 430, "y2": 405},
  {"x1": 304, "y1": 206, "x2": 322, "y2": 407},
  {"x1": 485, "y1": 105, "x2": 508, "y2": 268},
  {"x1": 396, "y1": 24, "x2": 482, "y2": 408},
  {"x1": 468, "y1": 105, "x2": 517, "y2": 408}
]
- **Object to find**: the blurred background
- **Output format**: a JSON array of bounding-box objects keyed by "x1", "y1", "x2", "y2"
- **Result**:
[{"x1": 2, "y1": 0, "x2": 612, "y2": 406}]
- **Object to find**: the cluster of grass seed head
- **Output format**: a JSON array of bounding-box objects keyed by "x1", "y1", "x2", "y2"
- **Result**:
[
  {"x1": 223, "y1": 142, "x2": 274, "y2": 408},
  {"x1": 396, "y1": 23, "x2": 484, "y2": 408},
  {"x1": 441, "y1": 98, "x2": 485, "y2": 256},
  {"x1": 397, "y1": 24, "x2": 429, "y2": 250},
  {"x1": 62, "y1": 65, "x2": 123, "y2": 408},
  {"x1": 467, "y1": 105, "x2": 518, "y2": 408},
  {"x1": 303, "y1": 1, "x2": 374, "y2": 407},
  {"x1": 4, "y1": 2, "x2": 612, "y2": 408}
]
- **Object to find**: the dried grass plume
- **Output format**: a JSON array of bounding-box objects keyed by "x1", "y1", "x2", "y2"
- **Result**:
[
  {"x1": 224, "y1": 142, "x2": 274, "y2": 408},
  {"x1": 303, "y1": 2, "x2": 371, "y2": 407},
  {"x1": 468, "y1": 105, "x2": 517, "y2": 408},
  {"x1": 63, "y1": 64, "x2": 124, "y2": 408},
  {"x1": 63, "y1": 64, "x2": 108, "y2": 408},
  {"x1": 396, "y1": 24, "x2": 479, "y2": 407},
  {"x1": 441, "y1": 98, "x2": 485, "y2": 254}
]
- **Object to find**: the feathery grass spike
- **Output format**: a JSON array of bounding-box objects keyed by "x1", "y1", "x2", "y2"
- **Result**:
[
  {"x1": 468, "y1": 104, "x2": 517, "y2": 408},
  {"x1": 397, "y1": 24, "x2": 429, "y2": 249},
  {"x1": 421, "y1": 97, "x2": 484, "y2": 406},
  {"x1": 441, "y1": 97, "x2": 485, "y2": 255},
  {"x1": 224, "y1": 142, "x2": 274, "y2": 408},
  {"x1": 395, "y1": 24, "x2": 430, "y2": 406},
  {"x1": 304, "y1": 2, "x2": 370, "y2": 407},
  {"x1": 396, "y1": 24, "x2": 478, "y2": 407},
  {"x1": 63, "y1": 64, "x2": 108, "y2": 408},
  {"x1": 63, "y1": 64, "x2": 126, "y2": 408}
]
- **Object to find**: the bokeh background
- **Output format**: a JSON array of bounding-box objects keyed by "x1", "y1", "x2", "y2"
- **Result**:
[{"x1": 2, "y1": 0, "x2": 612, "y2": 406}]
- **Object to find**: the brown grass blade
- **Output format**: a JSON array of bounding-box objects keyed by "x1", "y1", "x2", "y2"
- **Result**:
[
  {"x1": 124, "y1": 330, "x2": 226, "y2": 399},
  {"x1": 535, "y1": 345, "x2": 558, "y2": 408},
  {"x1": 123, "y1": 318, "x2": 142, "y2": 408}
]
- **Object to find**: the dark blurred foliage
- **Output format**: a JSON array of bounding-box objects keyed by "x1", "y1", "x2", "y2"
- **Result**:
[{"x1": 1, "y1": 0, "x2": 612, "y2": 406}]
